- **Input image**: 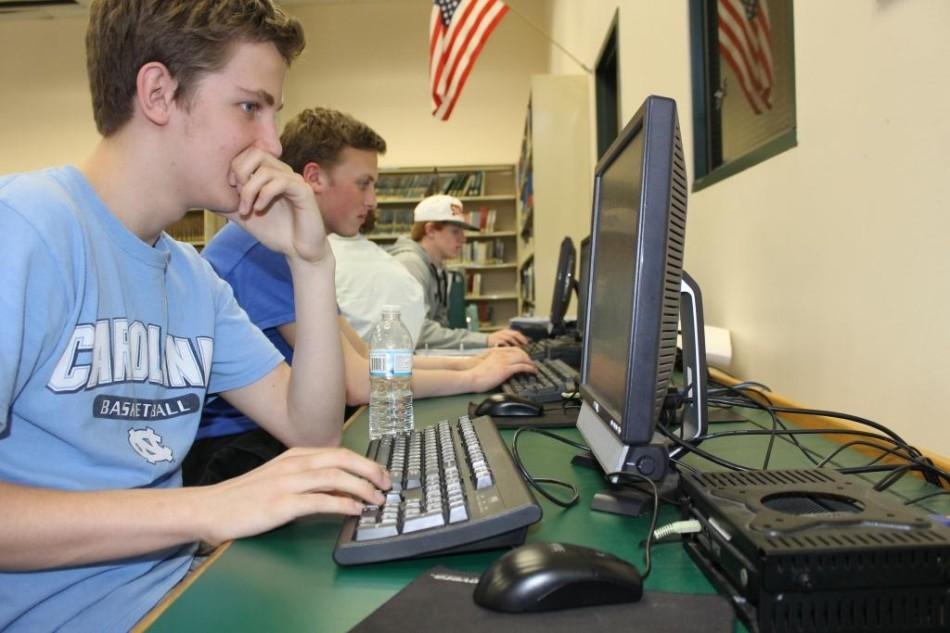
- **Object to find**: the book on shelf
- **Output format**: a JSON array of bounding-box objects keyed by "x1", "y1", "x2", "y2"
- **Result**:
[
  {"x1": 520, "y1": 260, "x2": 535, "y2": 304},
  {"x1": 440, "y1": 170, "x2": 484, "y2": 197},
  {"x1": 377, "y1": 170, "x2": 488, "y2": 200},
  {"x1": 466, "y1": 272, "x2": 482, "y2": 295},
  {"x1": 377, "y1": 173, "x2": 438, "y2": 199},
  {"x1": 477, "y1": 303, "x2": 493, "y2": 324},
  {"x1": 465, "y1": 172, "x2": 483, "y2": 196},
  {"x1": 375, "y1": 207, "x2": 394, "y2": 233},
  {"x1": 459, "y1": 238, "x2": 506, "y2": 265},
  {"x1": 463, "y1": 207, "x2": 496, "y2": 233},
  {"x1": 371, "y1": 206, "x2": 413, "y2": 236}
]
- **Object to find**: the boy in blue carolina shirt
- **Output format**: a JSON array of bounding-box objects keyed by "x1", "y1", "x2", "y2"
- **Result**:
[{"x1": 0, "y1": 1, "x2": 389, "y2": 630}]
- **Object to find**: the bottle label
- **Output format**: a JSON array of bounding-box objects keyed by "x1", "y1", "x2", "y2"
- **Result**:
[{"x1": 369, "y1": 349, "x2": 413, "y2": 378}]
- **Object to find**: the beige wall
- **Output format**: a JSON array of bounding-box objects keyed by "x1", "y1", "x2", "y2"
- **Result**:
[
  {"x1": 0, "y1": 0, "x2": 550, "y2": 174},
  {"x1": 548, "y1": 0, "x2": 950, "y2": 456},
  {"x1": 0, "y1": 13, "x2": 94, "y2": 172}
]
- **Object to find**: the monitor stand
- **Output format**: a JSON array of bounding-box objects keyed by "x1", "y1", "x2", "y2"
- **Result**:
[
  {"x1": 570, "y1": 450, "x2": 681, "y2": 516},
  {"x1": 572, "y1": 271, "x2": 708, "y2": 517}
]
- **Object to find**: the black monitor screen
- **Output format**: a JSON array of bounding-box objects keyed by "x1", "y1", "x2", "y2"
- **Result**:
[
  {"x1": 580, "y1": 96, "x2": 686, "y2": 447},
  {"x1": 585, "y1": 131, "x2": 643, "y2": 417},
  {"x1": 576, "y1": 236, "x2": 591, "y2": 332},
  {"x1": 549, "y1": 236, "x2": 575, "y2": 332}
]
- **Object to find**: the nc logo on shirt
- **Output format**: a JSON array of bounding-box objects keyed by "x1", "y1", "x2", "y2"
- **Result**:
[{"x1": 129, "y1": 427, "x2": 174, "y2": 464}]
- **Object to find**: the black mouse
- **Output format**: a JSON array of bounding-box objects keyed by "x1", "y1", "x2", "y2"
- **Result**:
[
  {"x1": 473, "y1": 541, "x2": 643, "y2": 613},
  {"x1": 474, "y1": 393, "x2": 543, "y2": 417}
]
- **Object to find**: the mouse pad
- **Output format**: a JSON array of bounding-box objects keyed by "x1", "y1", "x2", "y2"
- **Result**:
[
  {"x1": 350, "y1": 566, "x2": 735, "y2": 633},
  {"x1": 467, "y1": 401, "x2": 580, "y2": 429}
]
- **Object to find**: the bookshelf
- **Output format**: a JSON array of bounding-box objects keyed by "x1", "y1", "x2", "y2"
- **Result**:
[
  {"x1": 517, "y1": 75, "x2": 592, "y2": 318},
  {"x1": 166, "y1": 209, "x2": 225, "y2": 250},
  {"x1": 366, "y1": 164, "x2": 520, "y2": 332}
]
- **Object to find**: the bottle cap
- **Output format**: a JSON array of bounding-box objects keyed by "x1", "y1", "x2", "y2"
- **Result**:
[{"x1": 382, "y1": 304, "x2": 401, "y2": 313}]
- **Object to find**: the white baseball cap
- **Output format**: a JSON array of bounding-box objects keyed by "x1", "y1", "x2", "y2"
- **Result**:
[{"x1": 413, "y1": 194, "x2": 477, "y2": 230}]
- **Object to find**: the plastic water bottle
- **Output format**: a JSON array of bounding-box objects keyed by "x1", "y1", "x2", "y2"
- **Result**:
[{"x1": 368, "y1": 305, "x2": 415, "y2": 439}]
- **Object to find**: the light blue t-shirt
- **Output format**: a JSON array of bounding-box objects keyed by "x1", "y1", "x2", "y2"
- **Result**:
[{"x1": 0, "y1": 167, "x2": 283, "y2": 631}]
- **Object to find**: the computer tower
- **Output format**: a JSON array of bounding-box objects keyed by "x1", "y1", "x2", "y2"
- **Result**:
[{"x1": 680, "y1": 468, "x2": 950, "y2": 633}]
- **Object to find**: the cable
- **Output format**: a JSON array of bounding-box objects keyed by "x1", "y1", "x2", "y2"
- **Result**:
[
  {"x1": 558, "y1": 388, "x2": 582, "y2": 414},
  {"x1": 903, "y1": 490, "x2": 950, "y2": 506},
  {"x1": 694, "y1": 426, "x2": 949, "y2": 489},
  {"x1": 835, "y1": 463, "x2": 950, "y2": 492},
  {"x1": 710, "y1": 385, "x2": 935, "y2": 482},
  {"x1": 696, "y1": 426, "x2": 910, "y2": 447},
  {"x1": 605, "y1": 471, "x2": 661, "y2": 580},
  {"x1": 706, "y1": 396, "x2": 901, "y2": 468},
  {"x1": 652, "y1": 519, "x2": 701, "y2": 542},
  {"x1": 816, "y1": 440, "x2": 919, "y2": 469},
  {"x1": 669, "y1": 456, "x2": 701, "y2": 475},
  {"x1": 705, "y1": 381, "x2": 823, "y2": 466},
  {"x1": 659, "y1": 423, "x2": 934, "y2": 484},
  {"x1": 510, "y1": 426, "x2": 587, "y2": 508},
  {"x1": 872, "y1": 463, "x2": 917, "y2": 491},
  {"x1": 729, "y1": 380, "x2": 773, "y2": 393},
  {"x1": 656, "y1": 425, "x2": 753, "y2": 472},
  {"x1": 764, "y1": 404, "x2": 922, "y2": 459},
  {"x1": 727, "y1": 399, "x2": 822, "y2": 465}
]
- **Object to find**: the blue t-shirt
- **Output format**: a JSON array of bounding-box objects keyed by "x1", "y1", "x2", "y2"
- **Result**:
[
  {"x1": 198, "y1": 222, "x2": 296, "y2": 439},
  {"x1": 0, "y1": 167, "x2": 283, "y2": 632}
]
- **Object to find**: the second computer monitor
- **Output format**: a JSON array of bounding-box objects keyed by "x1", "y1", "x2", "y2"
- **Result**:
[
  {"x1": 576, "y1": 235, "x2": 591, "y2": 334},
  {"x1": 577, "y1": 95, "x2": 688, "y2": 479},
  {"x1": 548, "y1": 236, "x2": 576, "y2": 335}
]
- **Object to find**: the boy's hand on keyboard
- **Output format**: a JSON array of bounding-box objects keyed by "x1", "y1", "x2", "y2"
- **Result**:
[
  {"x1": 487, "y1": 328, "x2": 530, "y2": 347},
  {"x1": 480, "y1": 346, "x2": 532, "y2": 365},
  {"x1": 196, "y1": 446, "x2": 391, "y2": 546},
  {"x1": 460, "y1": 346, "x2": 530, "y2": 370},
  {"x1": 467, "y1": 349, "x2": 537, "y2": 392}
]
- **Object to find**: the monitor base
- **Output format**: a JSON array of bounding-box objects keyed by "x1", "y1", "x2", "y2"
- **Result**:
[
  {"x1": 572, "y1": 450, "x2": 681, "y2": 517},
  {"x1": 591, "y1": 473, "x2": 681, "y2": 517}
]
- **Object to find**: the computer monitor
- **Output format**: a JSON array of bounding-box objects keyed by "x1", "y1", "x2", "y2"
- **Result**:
[
  {"x1": 576, "y1": 95, "x2": 707, "y2": 512},
  {"x1": 576, "y1": 235, "x2": 591, "y2": 334},
  {"x1": 549, "y1": 237, "x2": 576, "y2": 335}
]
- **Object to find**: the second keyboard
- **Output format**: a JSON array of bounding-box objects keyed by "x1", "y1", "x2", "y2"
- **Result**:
[{"x1": 501, "y1": 357, "x2": 580, "y2": 403}]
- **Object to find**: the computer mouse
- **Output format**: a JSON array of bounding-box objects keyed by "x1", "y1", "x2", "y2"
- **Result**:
[
  {"x1": 474, "y1": 393, "x2": 543, "y2": 417},
  {"x1": 473, "y1": 541, "x2": 642, "y2": 613}
]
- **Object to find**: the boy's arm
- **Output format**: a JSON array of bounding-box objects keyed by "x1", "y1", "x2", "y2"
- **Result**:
[
  {"x1": 410, "y1": 349, "x2": 536, "y2": 398},
  {"x1": 413, "y1": 346, "x2": 530, "y2": 371},
  {"x1": 0, "y1": 449, "x2": 388, "y2": 570},
  {"x1": 277, "y1": 320, "x2": 535, "y2": 405},
  {"x1": 218, "y1": 148, "x2": 345, "y2": 447}
]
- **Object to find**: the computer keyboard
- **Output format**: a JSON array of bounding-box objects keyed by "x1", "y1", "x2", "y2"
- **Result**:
[
  {"x1": 501, "y1": 359, "x2": 579, "y2": 403},
  {"x1": 524, "y1": 336, "x2": 583, "y2": 369},
  {"x1": 333, "y1": 415, "x2": 542, "y2": 566},
  {"x1": 501, "y1": 357, "x2": 580, "y2": 403}
]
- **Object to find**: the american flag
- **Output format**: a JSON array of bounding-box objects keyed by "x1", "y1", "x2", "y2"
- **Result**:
[
  {"x1": 718, "y1": 0, "x2": 773, "y2": 114},
  {"x1": 430, "y1": 0, "x2": 509, "y2": 121}
]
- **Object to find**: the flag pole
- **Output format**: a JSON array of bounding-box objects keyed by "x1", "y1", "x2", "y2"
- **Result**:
[{"x1": 504, "y1": 1, "x2": 593, "y2": 75}]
